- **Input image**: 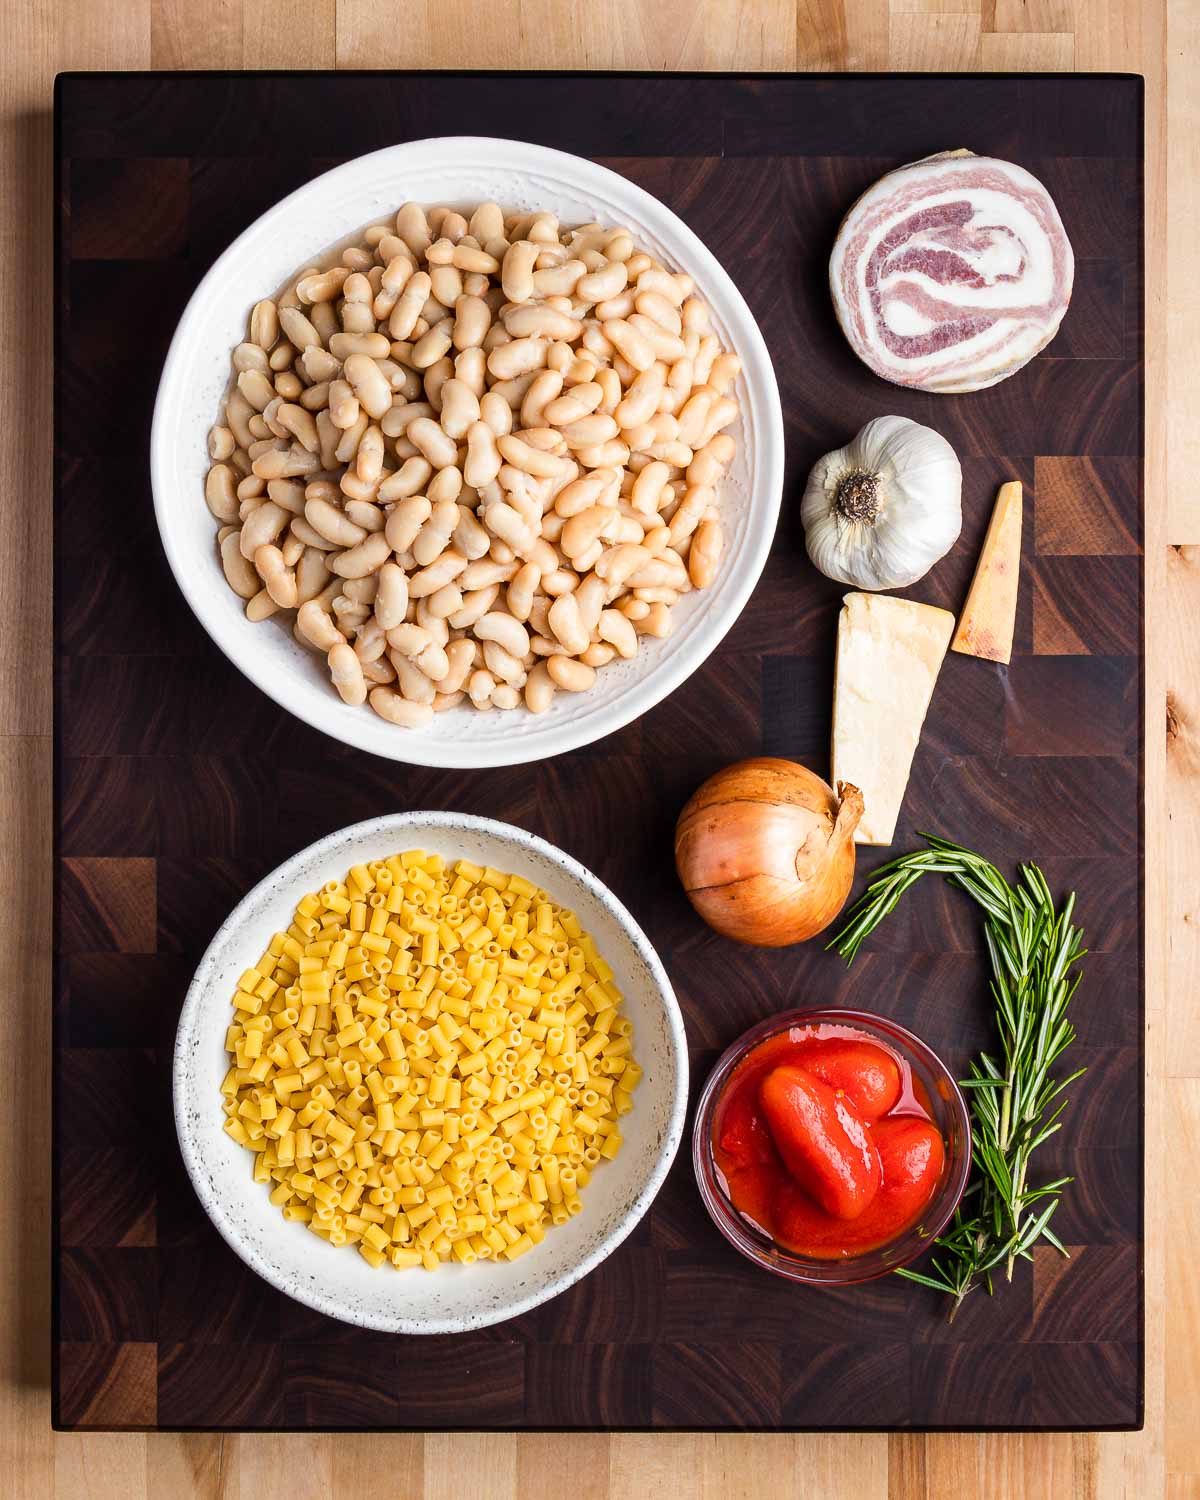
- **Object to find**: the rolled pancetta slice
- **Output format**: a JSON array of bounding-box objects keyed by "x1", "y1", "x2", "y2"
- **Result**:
[{"x1": 829, "y1": 150, "x2": 1074, "y2": 394}]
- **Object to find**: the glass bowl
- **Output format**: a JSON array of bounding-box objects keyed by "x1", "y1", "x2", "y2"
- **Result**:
[{"x1": 692, "y1": 1008, "x2": 972, "y2": 1285}]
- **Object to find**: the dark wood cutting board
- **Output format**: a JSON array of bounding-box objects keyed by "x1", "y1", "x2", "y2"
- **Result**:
[{"x1": 53, "y1": 70, "x2": 1144, "y2": 1432}]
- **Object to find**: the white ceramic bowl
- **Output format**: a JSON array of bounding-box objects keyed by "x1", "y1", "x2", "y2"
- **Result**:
[
  {"x1": 173, "y1": 812, "x2": 688, "y2": 1333},
  {"x1": 151, "y1": 136, "x2": 784, "y2": 767}
]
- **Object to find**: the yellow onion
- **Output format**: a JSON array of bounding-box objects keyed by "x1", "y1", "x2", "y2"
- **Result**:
[{"x1": 675, "y1": 758, "x2": 864, "y2": 947}]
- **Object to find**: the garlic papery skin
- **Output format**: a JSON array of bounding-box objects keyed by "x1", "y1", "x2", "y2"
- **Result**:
[{"x1": 801, "y1": 415, "x2": 962, "y2": 591}]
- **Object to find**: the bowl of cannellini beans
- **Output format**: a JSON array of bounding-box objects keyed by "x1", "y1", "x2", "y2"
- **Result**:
[
  {"x1": 173, "y1": 811, "x2": 688, "y2": 1332},
  {"x1": 151, "y1": 136, "x2": 784, "y2": 765}
]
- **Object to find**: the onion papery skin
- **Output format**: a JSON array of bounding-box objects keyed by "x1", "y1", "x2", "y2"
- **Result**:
[{"x1": 674, "y1": 758, "x2": 864, "y2": 947}]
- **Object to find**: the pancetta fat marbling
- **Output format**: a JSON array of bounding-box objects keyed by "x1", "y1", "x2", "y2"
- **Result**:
[{"x1": 829, "y1": 150, "x2": 1074, "y2": 394}]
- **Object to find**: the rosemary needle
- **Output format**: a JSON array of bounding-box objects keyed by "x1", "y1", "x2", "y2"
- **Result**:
[{"x1": 828, "y1": 834, "x2": 1087, "y2": 1321}]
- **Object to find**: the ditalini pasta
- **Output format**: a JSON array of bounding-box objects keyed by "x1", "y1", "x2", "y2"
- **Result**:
[{"x1": 220, "y1": 851, "x2": 640, "y2": 1270}]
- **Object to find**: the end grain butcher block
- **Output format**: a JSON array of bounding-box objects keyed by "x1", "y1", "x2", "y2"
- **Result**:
[{"x1": 54, "y1": 70, "x2": 1143, "y2": 1433}]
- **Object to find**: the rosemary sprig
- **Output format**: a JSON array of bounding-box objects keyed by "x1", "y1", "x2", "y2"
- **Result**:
[{"x1": 829, "y1": 834, "x2": 1087, "y2": 1321}]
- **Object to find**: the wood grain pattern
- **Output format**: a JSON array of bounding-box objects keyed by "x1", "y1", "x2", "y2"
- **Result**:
[
  {"x1": 51, "y1": 70, "x2": 1142, "y2": 1436},
  {"x1": 0, "y1": 0, "x2": 1192, "y2": 1493}
]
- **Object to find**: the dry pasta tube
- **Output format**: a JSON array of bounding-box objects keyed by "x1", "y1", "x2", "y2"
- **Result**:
[{"x1": 222, "y1": 851, "x2": 640, "y2": 1269}]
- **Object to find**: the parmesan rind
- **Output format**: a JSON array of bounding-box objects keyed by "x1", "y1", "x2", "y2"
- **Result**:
[{"x1": 831, "y1": 592, "x2": 956, "y2": 846}]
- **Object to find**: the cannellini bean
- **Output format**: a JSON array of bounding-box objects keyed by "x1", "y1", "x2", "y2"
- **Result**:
[
  {"x1": 428, "y1": 466, "x2": 463, "y2": 505},
  {"x1": 439, "y1": 639, "x2": 477, "y2": 695},
  {"x1": 468, "y1": 668, "x2": 497, "y2": 708},
  {"x1": 448, "y1": 584, "x2": 500, "y2": 629},
  {"x1": 381, "y1": 401, "x2": 434, "y2": 437},
  {"x1": 473, "y1": 612, "x2": 530, "y2": 659},
  {"x1": 377, "y1": 456, "x2": 432, "y2": 503},
  {"x1": 676, "y1": 388, "x2": 716, "y2": 447},
  {"x1": 374, "y1": 561, "x2": 410, "y2": 630},
  {"x1": 452, "y1": 508, "x2": 491, "y2": 562},
  {"x1": 220, "y1": 531, "x2": 260, "y2": 598},
  {"x1": 411, "y1": 317, "x2": 454, "y2": 369},
  {"x1": 407, "y1": 415, "x2": 458, "y2": 469},
  {"x1": 546, "y1": 655, "x2": 595, "y2": 692},
  {"x1": 598, "y1": 607, "x2": 638, "y2": 659},
  {"x1": 387, "y1": 623, "x2": 432, "y2": 656},
  {"x1": 496, "y1": 433, "x2": 572, "y2": 479},
  {"x1": 369, "y1": 686, "x2": 433, "y2": 728},
  {"x1": 306, "y1": 496, "x2": 366, "y2": 548},
  {"x1": 439, "y1": 379, "x2": 480, "y2": 440},
  {"x1": 249, "y1": 299, "x2": 279, "y2": 348},
  {"x1": 391, "y1": 651, "x2": 437, "y2": 704},
  {"x1": 328, "y1": 642, "x2": 367, "y2": 705},
  {"x1": 520, "y1": 370, "x2": 564, "y2": 429},
  {"x1": 385, "y1": 496, "x2": 432, "y2": 554},
  {"x1": 524, "y1": 661, "x2": 556, "y2": 713},
  {"x1": 390, "y1": 271, "x2": 432, "y2": 340},
  {"x1": 615, "y1": 362, "x2": 666, "y2": 431},
  {"x1": 578, "y1": 259, "x2": 628, "y2": 303},
  {"x1": 687, "y1": 433, "x2": 735, "y2": 487},
  {"x1": 245, "y1": 588, "x2": 278, "y2": 621},
  {"x1": 667, "y1": 483, "x2": 714, "y2": 546},
  {"x1": 279, "y1": 305, "x2": 322, "y2": 351},
  {"x1": 329, "y1": 532, "x2": 390, "y2": 578},
  {"x1": 296, "y1": 547, "x2": 331, "y2": 604},
  {"x1": 254, "y1": 543, "x2": 298, "y2": 607},
  {"x1": 412, "y1": 499, "x2": 460, "y2": 567},
  {"x1": 627, "y1": 555, "x2": 688, "y2": 590},
  {"x1": 239, "y1": 501, "x2": 289, "y2": 558},
  {"x1": 353, "y1": 617, "x2": 388, "y2": 662},
  {"x1": 604, "y1": 319, "x2": 655, "y2": 371},
  {"x1": 629, "y1": 460, "x2": 670, "y2": 515},
  {"x1": 503, "y1": 304, "x2": 581, "y2": 341},
  {"x1": 637, "y1": 601, "x2": 673, "y2": 637},
  {"x1": 205, "y1": 463, "x2": 239, "y2": 523},
  {"x1": 408, "y1": 549, "x2": 467, "y2": 598},
  {"x1": 506, "y1": 560, "x2": 540, "y2": 621},
  {"x1": 544, "y1": 383, "x2": 603, "y2": 427},
  {"x1": 561, "y1": 505, "x2": 615, "y2": 560},
  {"x1": 689, "y1": 518, "x2": 724, "y2": 588},
  {"x1": 481, "y1": 639, "x2": 526, "y2": 686},
  {"x1": 501, "y1": 241, "x2": 539, "y2": 303},
  {"x1": 628, "y1": 313, "x2": 686, "y2": 363},
  {"x1": 355, "y1": 423, "x2": 384, "y2": 481},
  {"x1": 465, "y1": 425, "x2": 504, "y2": 492},
  {"x1": 547, "y1": 592, "x2": 589, "y2": 655},
  {"x1": 483, "y1": 501, "x2": 539, "y2": 558},
  {"x1": 414, "y1": 641, "x2": 450, "y2": 681},
  {"x1": 297, "y1": 266, "x2": 350, "y2": 303},
  {"x1": 296, "y1": 600, "x2": 345, "y2": 652},
  {"x1": 343, "y1": 354, "x2": 392, "y2": 420},
  {"x1": 343, "y1": 498, "x2": 385, "y2": 533},
  {"x1": 452, "y1": 294, "x2": 491, "y2": 350},
  {"x1": 209, "y1": 425, "x2": 236, "y2": 462},
  {"x1": 487, "y1": 338, "x2": 549, "y2": 381}
]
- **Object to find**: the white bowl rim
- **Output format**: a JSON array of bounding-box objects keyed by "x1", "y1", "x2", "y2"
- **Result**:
[
  {"x1": 150, "y1": 134, "x2": 784, "y2": 768},
  {"x1": 172, "y1": 809, "x2": 690, "y2": 1334}
]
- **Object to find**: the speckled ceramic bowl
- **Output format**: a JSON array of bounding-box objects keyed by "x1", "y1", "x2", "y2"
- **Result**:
[
  {"x1": 173, "y1": 812, "x2": 688, "y2": 1333},
  {"x1": 151, "y1": 135, "x2": 784, "y2": 767}
]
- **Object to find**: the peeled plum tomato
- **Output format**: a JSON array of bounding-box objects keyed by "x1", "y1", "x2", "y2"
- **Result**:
[
  {"x1": 788, "y1": 1038, "x2": 901, "y2": 1120},
  {"x1": 716, "y1": 1076, "x2": 780, "y2": 1170},
  {"x1": 713, "y1": 1027, "x2": 900, "y2": 1170},
  {"x1": 711, "y1": 1022, "x2": 946, "y2": 1259},
  {"x1": 868, "y1": 1116, "x2": 945, "y2": 1224},
  {"x1": 757, "y1": 1066, "x2": 882, "y2": 1221},
  {"x1": 776, "y1": 1116, "x2": 948, "y2": 1255}
]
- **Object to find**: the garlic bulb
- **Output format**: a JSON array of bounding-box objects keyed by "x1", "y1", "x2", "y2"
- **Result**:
[{"x1": 801, "y1": 415, "x2": 962, "y2": 591}]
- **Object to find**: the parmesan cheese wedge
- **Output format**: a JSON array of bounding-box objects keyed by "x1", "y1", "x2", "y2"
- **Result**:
[
  {"x1": 951, "y1": 481, "x2": 1023, "y2": 665},
  {"x1": 832, "y1": 592, "x2": 956, "y2": 846}
]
